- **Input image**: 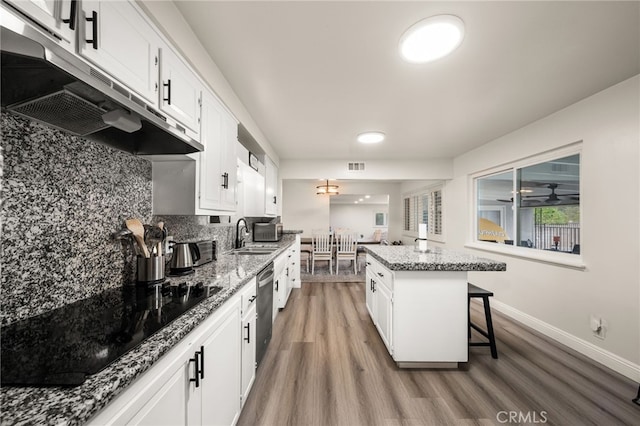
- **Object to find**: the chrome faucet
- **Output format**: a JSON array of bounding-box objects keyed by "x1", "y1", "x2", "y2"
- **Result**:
[{"x1": 235, "y1": 218, "x2": 249, "y2": 249}]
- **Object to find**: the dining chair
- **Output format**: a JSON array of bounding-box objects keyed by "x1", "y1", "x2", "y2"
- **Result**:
[
  {"x1": 311, "y1": 232, "x2": 333, "y2": 274},
  {"x1": 336, "y1": 233, "x2": 358, "y2": 274}
]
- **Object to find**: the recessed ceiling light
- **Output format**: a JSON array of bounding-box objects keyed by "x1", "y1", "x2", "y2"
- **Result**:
[
  {"x1": 359, "y1": 198, "x2": 364, "y2": 202},
  {"x1": 357, "y1": 131, "x2": 385, "y2": 144},
  {"x1": 365, "y1": 195, "x2": 371, "y2": 199},
  {"x1": 399, "y1": 15, "x2": 465, "y2": 63}
]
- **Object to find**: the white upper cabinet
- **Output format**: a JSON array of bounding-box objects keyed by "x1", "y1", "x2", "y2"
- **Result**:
[
  {"x1": 264, "y1": 156, "x2": 278, "y2": 216},
  {"x1": 199, "y1": 90, "x2": 237, "y2": 212},
  {"x1": 78, "y1": 0, "x2": 161, "y2": 104},
  {"x1": 5, "y1": 0, "x2": 77, "y2": 46},
  {"x1": 153, "y1": 90, "x2": 237, "y2": 215},
  {"x1": 159, "y1": 45, "x2": 203, "y2": 141}
]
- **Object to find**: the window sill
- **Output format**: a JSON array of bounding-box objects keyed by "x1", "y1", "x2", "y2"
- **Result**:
[{"x1": 464, "y1": 242, "x2": 586, "y2": 270}]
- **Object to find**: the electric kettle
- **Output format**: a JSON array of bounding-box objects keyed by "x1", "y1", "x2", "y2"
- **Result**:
[{"x1": 169, "y1": 242, "x2": 201, "y2": 275}]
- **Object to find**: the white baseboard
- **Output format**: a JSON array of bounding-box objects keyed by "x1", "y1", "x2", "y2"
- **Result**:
[{"x1": 490, "y1": 299, "x2": 640, "y2": 382}]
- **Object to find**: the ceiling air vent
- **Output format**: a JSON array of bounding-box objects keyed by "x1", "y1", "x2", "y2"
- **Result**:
[{"x1": 348, "y1": 162, "x2": 365, "y2": 171}]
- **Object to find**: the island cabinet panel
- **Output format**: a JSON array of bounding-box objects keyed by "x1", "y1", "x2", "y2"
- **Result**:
[
  {"x1": 365, "y1": 253, "x2": 469, "y2": 366},
  {"x1": 392, "y1": 271, "x2": 468, "y2": 363}
]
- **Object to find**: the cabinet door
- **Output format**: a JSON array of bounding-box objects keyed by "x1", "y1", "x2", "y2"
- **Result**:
[
  {"x1": 199, "y1": 91, "x2": 224, "y2": 211},
  {"x1": 264, "y1": 156, "x2": 278, "y2": 216},
  {"x1": 365, "y1": 267, "x2": 376, "y2": 320},
  {"x1": 200, "y1": 300, "x2": 242, "y2": 426},
  {"x1": 129, "y1": 364, "x2": 189, "y2": 426},
  {"x1": 376, "y1": 282, "x2": 393, "y2": 355},
  {"x1": 78, "y1": 0, "x2": 160, "y2": 104},
  {"x1": 241, "y1": 303, "x2": 257, "y2": 406},
  {"x1": 5, "y1": 0, "x2": 76, "y2": 44},
  {"x1": 159, "y1": 45, "x2": 202, "y2": 140},
  {"x1": 219, "y1": 113, "x2": 238, "y2": 210}
]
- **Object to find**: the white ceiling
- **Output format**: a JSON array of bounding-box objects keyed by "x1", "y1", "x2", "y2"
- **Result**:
[
  {"x1": 174, "y1": 1, "x2": 640, "y2": 161},
  {"x1": 329, "y1": 193, "x2": 390, "y2": 205}
]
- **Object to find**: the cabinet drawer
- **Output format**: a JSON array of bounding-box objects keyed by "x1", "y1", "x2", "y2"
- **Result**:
[
  {"x1": 239, "y1": 278, "x2": 257, "y2": 315},
  {"x1": 367, "y1": 255, "x2": 393, "y2": 291}
]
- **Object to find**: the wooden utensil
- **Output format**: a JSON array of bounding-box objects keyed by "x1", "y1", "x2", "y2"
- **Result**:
[
  {"x1": 125, "y1": 218, "x2": 150, "y2": 258},
  {"x1": 156, "y1": 221, "x2": 164, "y2": 256}
]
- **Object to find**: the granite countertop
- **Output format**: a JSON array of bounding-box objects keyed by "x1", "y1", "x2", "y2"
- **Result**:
[
  {"x1": 0, "y1": 235, "x2": 297, "y2": 426},
  {"x1": 365, "y1": 245, "x2": 507, "y2": 272}
]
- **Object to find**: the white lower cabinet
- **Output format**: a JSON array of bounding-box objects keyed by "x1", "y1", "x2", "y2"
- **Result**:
[
  {"x1": 365, "y1": 261, "x2": 376, "y2": 320},
  {"x1": 375, "y1": 279, "x2": 393, "y2": 354},
  {"x1": 129, "y1": 365, "x2": 189, "y2": 426},
  {"x1": 365, "y1": 254, "x2": 468, "y2": 365},
  {"x1": 88, "y1": 292, "x2": 244, "y2": 426},
  {"x1": 240, "y1": 280, "x2": 257, "y2": 407},
  {"x1": 194, "y1": 300, "x2": 241, "y2": 426}
]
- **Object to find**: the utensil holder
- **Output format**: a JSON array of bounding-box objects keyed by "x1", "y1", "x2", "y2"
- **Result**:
[{"x1": 137, "y1": 255, "x2": 165, "y2": 284}]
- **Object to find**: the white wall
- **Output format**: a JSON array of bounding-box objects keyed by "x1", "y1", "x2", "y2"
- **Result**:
[
  {"x1": 330, "y1": 204, "x2": 388, "y2": 240},
  {"x1": 282, "y1": 180, "x2": 402, "y2": 240},
  {"x1": 447, "y1": 75, "x2": 640, "y2": 379}
]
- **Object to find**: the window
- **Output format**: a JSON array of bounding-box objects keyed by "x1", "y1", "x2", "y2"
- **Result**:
[
  {"x1": 475, "y1": 150, "x2": 580, "y2": 255},
  {"x1": 403, "y1": 184, "x2": 444, "y2": 241}
]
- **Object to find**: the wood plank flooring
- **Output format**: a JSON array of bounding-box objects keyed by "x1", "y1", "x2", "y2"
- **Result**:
[{"x1": 238, "y1": 282, "x2": 640, "y2": 425}]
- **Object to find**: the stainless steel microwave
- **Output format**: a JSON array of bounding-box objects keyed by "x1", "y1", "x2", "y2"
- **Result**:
[{"x1": 253, "y1": 223, "x2": 283, "y2": 242}]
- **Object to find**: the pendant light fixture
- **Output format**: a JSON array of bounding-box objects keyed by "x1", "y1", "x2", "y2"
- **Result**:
[{"x1": 316, "y1": 180, "x2": 339, "y2": 195}]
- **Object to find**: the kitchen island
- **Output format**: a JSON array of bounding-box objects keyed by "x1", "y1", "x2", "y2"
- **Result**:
[
  {"x1": 364, "y1": 245, "x2": 506, "y2": 368},
  {"x1": 0, "y1": 235, "x2": 299, "y2": 426}
]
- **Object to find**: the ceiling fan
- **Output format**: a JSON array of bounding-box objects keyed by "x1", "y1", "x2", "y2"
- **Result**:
[{"x1": 497, "y1": 183, "x2": 579, "y2": 204}]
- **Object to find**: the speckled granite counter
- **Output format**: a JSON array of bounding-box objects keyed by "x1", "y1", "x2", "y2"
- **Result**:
[
  {"x1": 0, "y1": 236, "x2": 297, "y2": 426},
  {"x1": 365, "y1": 245, "x2": 506, "y2": 272}
]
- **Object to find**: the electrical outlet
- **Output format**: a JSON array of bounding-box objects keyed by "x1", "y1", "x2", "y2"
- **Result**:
[
  {"x1": 590, "y1": 315, "x2": 606, "y2": 339},
  {"x1": 165, "y1": 236, "x2": 174, "y2": 255}
]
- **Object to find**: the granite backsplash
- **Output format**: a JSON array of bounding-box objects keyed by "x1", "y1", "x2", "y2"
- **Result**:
[{"x1": 0, "y1": 113, "x2": 237, "y2": 326}]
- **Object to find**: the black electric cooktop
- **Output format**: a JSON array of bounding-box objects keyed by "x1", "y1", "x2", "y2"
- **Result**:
[{"x1": 1, "y1": 282, "x2": 222, "y2": 387}]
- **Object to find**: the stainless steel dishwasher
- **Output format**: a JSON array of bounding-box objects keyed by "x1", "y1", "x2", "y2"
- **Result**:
[{"x1": 256, "y1": 263, "x2": 274, "y2": 368}]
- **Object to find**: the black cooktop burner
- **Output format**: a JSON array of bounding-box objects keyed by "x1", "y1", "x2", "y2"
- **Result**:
[{"x1": 0, "y1": 282, "x2": 222, "y2": 386}]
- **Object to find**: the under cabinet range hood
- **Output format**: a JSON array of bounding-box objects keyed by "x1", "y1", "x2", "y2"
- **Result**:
[{"x1": 0, "y1": 8, "x2": 204, "y2": 155}]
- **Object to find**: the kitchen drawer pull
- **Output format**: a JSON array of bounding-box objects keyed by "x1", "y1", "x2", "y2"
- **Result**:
[
  {"x1": 377, "y1": 272, "x2": 384, "y2": 278},
  {"x1": 163, "y1": 79, "x2": 172, "y2": 104},
  {"x1": 199, "y1": 345, "x2": 204, "y2": 380},
  {"x1": 244, "y1": 323, "x2": 251, "y2": 343},
  {"x1": 248, "y1": 295, "x2": 257, "y2": 303},
  {"x1": 275, "y1": 279, "x2": 279, "y2": 291},
  {"x1": 273, "y1": 196, "x2": 277, "y2": 204},
  {"x1": 189, "y1": 351, "x2": 200, "y2": 388},
  {"x1": 366, "y1": 262, "x2": 371, "y2": 266},
  {"x1": 85, "y1": 11, "x2": 98, "y2": 49},
  {"x1": 221, "y1": 172, "x2": 229, "y2": 189},
  {"x1": 62, "y1": 0, "x2": 77, "y2": 30}
]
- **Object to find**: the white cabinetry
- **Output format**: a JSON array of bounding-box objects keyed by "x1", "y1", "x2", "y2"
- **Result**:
[
  {"x1": 264, "y1": 156, "x2": 278, "y2": 216},
  {"x1": 365, "y1": 257, "x2": 392, "y2": 354},
  {"x1": 198, "y1": 90, "x2": 237, "y2": 212},
  {"x1": 194, "y1": 299, "x2": 241, "y2": 426},
  {"x1": 159, "y1": 45, "x2": 202, "y2": 141},
  {"x1": 153, "y1": 91, "x2": 237, "y2": 215},
  {"x1": 88, "y1": 293, "x2": 243, "y2": 426},
  {"x1": 365, "y1": 254, "x2": 468, "y2": 366},
  {"x1": 5, "y1": 0, "x2": 76, "y2": 45},
  {"x1": 273, "y1": 253, "x2": 286, "y2": 322},
  {"x1": 240, "y1": 279, "x2": 257, "y2": 406},
  {"x1": 78, "y1": 0, "x2": 161, "y2": 104}
]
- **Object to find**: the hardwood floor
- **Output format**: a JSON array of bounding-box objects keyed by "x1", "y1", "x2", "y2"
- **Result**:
[{"x1": 238, "y1": 282, "x2": 640, "y2": 425}]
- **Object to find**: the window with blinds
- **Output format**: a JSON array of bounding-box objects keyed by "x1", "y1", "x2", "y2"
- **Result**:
[{"x1": 403, "y1": 185, "x2": 444, "y2": 240}]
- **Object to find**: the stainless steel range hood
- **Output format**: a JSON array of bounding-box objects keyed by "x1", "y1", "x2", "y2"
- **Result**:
[{"x1": 1, "y1": 7, "x2": 203, "y2": 155}]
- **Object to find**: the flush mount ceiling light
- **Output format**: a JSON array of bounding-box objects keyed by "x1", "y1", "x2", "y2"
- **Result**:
[
  {"x1": 316, "y1": 179, "x2": 339, "y2": 195},
  {"x1": 357, "y1": 131, "x2": 385, "y2": 144},
  {"x1": 399, "y1": 15, "x2": 465, "y2": 63}
]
